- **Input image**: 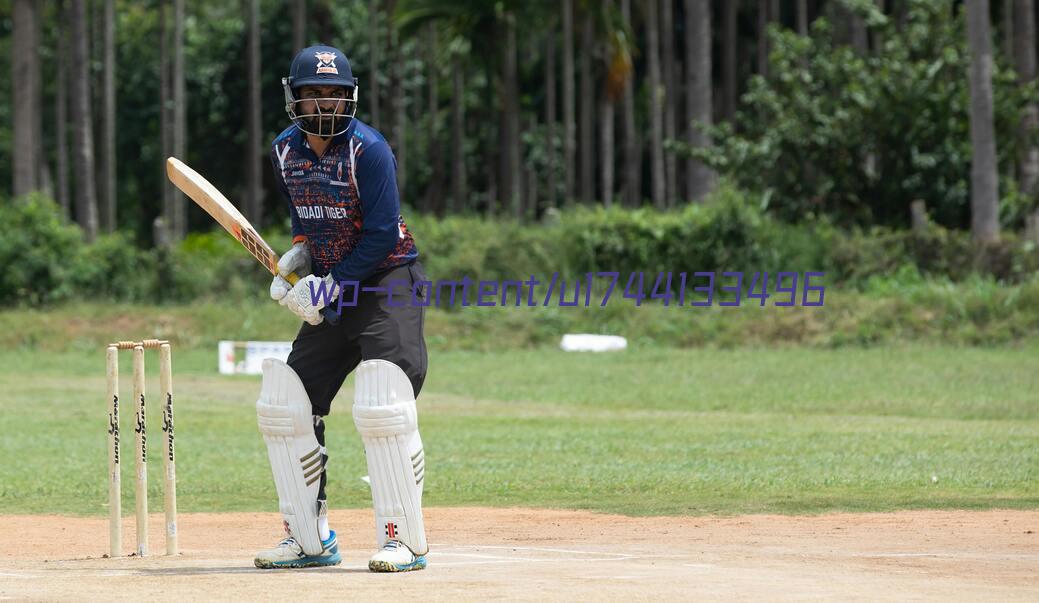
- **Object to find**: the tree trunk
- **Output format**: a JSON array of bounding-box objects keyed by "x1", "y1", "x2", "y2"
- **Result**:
[
  {"x1": 450, "y1": 56, "x2": 467, "y2": 212},
  {"x1": 390, "y1": 18, "x2": 406, "y2": 198},
  {"x1": 503, "y1": 12, "x2": 522, "y2": 217},
  {"x1": 850, "y1": 9, "x2": 868, "y2": 54},
  {"x1": 246, "y1": 0, "x2": 264, "y2": 225},
  {"x1": 99, "y1": 0, "x2": 117, "y2": 232},
  {"x1": 687, "y1": 0, "x2": 715, "y2": 202},
  {"x1": 661, "y1": 0, "x2": 677, "y2": 206},
  {"x1": 646, "y1": 0, "x2": 666, "y2": 208},
  {"x1": 12, "y1": 0, "x2": 39, "y2": 197},
  {"x1": 56, "y1": 0, "x2": 70, "y2": 216},
  {"x1": 293, "y1": 0, "x2": 307, "y2": 50},
  {"x1": 160, "y1": 0, "x2": 173, "y2": 235},
  {"x1": 579, "y1": 10, "x2": 594, "y2": 203},
  {"x1": 369, "y1": 0, "x2": 381, "y2": 128},
  {"x1": 874, "y1": 0, "x2": 888, "y2": 51},
  {"x1": 966, "y1": 0, "x2": 1001, "y2": 244},
  {"x1": 425, "y1": 25, "x2": 443, "y2": 214},
  {"x1": 172, "y1": 0, "x2": 187, "y2": 239},
  {"x1": 1003, "y1": 0, "x2": 1015, "y2": 61},
  {"x1": 1014, "y1": 0, "x2": 1039, "y2": 199},
  {"x1": 621, "y1": 0, "x2": 640, "y2": 206},
  {"x1": 562, "y1": 0, "x2": 576, "y2": 205},
  {"x1": 32, "y1": 1, "x2": 51, "y2": 199},
  {"x1": 546, "y1": 30, "x2": 558, "y2": 209},
  {"x1": 797, "y1": 0, "x2": 809, "y2": 35},
  {"x1": 70, "y1": 0, "x2": 99, "y2": 240},
  {"x1": 600, "y1": 97, "x2": 615, "y2": 208},
  {"x1": 723, "y1": 0, "x2": 737, "y2": 119},
  {"x1": 757, "y1": 0, "x2": 768, "y2": 76}
]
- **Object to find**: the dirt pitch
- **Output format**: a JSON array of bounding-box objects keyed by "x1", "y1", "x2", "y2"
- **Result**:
[{"x1": 1, "y1": 508, "x2": 1036, "y2": 601}]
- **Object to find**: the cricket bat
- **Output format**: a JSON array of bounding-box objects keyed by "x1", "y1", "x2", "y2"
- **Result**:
[{"x1": 165, "y1": 157, "x2": 340, "y2": 324}]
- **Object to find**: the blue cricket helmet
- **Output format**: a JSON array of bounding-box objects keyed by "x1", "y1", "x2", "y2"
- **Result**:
[{"x1": 282, "y1": 45, "x2": 359, "y2": 137}]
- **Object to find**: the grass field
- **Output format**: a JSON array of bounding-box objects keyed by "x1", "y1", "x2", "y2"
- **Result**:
[{"x1": 0, "y1": 340, "x2": 1036, "y2": 517}]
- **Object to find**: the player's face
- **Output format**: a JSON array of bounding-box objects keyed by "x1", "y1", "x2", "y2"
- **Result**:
[
  {"x1": 297, "y1": 85, "x2": 351, "y2": 137},
  {"x1": 299, "y1": 85, "x2": 348, "y2": 115}
]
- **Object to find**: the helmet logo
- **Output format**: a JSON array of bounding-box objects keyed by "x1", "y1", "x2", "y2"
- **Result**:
[{"x1": 314, "y1": 52, "x2": 338, "y2": 74}]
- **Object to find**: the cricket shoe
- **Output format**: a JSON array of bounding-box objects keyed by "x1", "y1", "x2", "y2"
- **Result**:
[
  {"x1": 254, "y1": 530, "x2": 342, "y2": 569},
  {"x1": 368, "y1": 539, "x2": 427, "y2": 573}
]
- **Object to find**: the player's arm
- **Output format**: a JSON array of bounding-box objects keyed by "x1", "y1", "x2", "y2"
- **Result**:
[{"x1": 329, "y1": 141, "x2": 401, "y2": 284}]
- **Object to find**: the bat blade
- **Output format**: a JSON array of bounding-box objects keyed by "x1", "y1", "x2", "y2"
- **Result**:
[{"x1": 165, "y1": 156, "x2": 290, "y2": 281}]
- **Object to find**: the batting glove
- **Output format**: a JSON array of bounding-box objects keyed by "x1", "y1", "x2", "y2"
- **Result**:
[{"x1": 281, "y1": 274, "x2": 339, "y2": 326}]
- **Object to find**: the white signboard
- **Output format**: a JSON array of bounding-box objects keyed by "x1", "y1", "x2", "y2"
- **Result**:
[{"x1": 218, "y1": 340, "x2": 293, "y2": 375}]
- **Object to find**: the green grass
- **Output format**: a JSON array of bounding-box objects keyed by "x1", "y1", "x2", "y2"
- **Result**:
[{"x1": 0, "y1": 344, "x2": 1035, "y2": 517}]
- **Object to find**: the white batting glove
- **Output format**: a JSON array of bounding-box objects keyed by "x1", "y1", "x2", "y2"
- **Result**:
[
  {"x1": 270, "y1": 241, "x2": 311, "y2": 303},
  {"x1": 269, "y1": 274, "x2": 293, "y2": 303},
  {"x1": 281, "y1": 274, "x2": 339, "y2": 325},
  {"x1": 278, "y1": 241, "x2": 312, "y2": 279}
]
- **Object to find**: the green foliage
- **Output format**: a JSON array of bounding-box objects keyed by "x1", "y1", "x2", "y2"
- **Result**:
[
  {"x1": 69, "y1": 231, "x2": 160, "y2": 302},
  {"x1": 680, "y1": 0, "x2": 1038, "y2": 229},
  {"x1": 0, "y1": 194, "x2": 84, "y2": 305},
  {"x1": 2, "y1": 187, "x2": 1035, "y2": 331}
]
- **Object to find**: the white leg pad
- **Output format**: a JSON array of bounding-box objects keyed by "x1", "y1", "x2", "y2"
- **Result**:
[
  {"x1": 352, "y1": 359, "x2": 427, "y2": 555},
  {"x1": 256, "y1": 358, "x2": 324, "y2": 556}
]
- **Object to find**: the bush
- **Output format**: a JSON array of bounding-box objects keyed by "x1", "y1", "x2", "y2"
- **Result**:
[
  {"x1": 1, "y1": 187, "x2": 1034, "y2": 311},
  {"x1": 0, "y1": 194, "x2": 84, "y2": 305},
  {"x1": 679, "y1": 0, "x2": 1038, "y2": 229}
]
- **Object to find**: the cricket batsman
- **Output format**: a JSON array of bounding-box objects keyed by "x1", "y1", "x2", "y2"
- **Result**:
[{"x1": 253, "y1": 44, "x2": 429, "y2": 573}]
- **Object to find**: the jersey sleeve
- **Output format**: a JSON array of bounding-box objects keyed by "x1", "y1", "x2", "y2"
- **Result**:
[
  {"x1": 329, "y1": 141, "x2": 401, "y2": 284},
  {"x1": 270, "y1": 143, "x2": 304, "y2": 241}
]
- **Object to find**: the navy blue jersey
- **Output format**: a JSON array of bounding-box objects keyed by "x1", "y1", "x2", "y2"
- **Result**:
[{"x1": 271, "y1": 120, "x2": 418, "y2": 283}]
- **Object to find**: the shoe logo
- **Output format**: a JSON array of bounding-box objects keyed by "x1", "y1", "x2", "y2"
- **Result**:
[{"x1": 385, "y1": 522, "x2": 398, "y2": 539}]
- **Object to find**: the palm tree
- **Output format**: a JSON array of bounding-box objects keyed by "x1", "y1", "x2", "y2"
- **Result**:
[
  {"x1": 369, "y1": 0, "x2": 382, "y2": 129},
  {"x1": 55, "y1": 0, "x2": 70, "y2": 215},
  {"x1": 172, "y1": 0, "x2": 187, "y2": 239},
  {"x1": 100, "y1": 0, "x2": 117, "y2": 232},
  {"x1": 71, "y1": 0, "x2": 99, "y2": 240},
  {"x1": 579, "y1": 9, "x2": 595, "y2": 203},
  {"x1": 395, "y1": 0, "x2": 516, "y2": 214},
  {"x1": 503, "y1": 10, "x2": 522, "y2": 216},
  {"x1": 246, "y1": 0, "x2": 264, "y2": 225},
  {"x1": 545, "y1": 28, "x2": 558, "y2": 209},
  {"x1": 563, "y1": 0, "x2": 576, "y2": 205},
  {"x1": 686, "y1": 0, "x2": 715, "y2": 202},
  {"x1": 451, "y1": 48, "x2": 468, "y2": 212},
  {"x1": 966, "y1": 0, "x2": 1000, "y2": 244},
  {"x1": 661, "y1": 0, "x2": 676, "y2": 205},
  {"x1": 11, "y1": 0, "x2": 40, "y2": 197},
  {"x1": 1014, "y1": 0, "x2": 1039, "y2": 199},
  {"x1": 621, "y1": 0, "x2": 639, "y2": 206},
  {"x1": 293, "y1": 0, "x2": 307, "y2": 50},
  {"x1": 645, "y1": 0, "x2": 666, "y2": 208},
  {"x1": 723, "y1": 0, "x2": 737, "y2": 120}
]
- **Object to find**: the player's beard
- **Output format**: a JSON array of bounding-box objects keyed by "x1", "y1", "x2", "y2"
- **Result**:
[{"x1": 305, "y1": 114, "x2": 348, "y2": 137}]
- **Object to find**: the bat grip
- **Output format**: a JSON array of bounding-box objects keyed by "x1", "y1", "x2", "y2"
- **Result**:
[
  {"x1": 322, "y1": 306, "x2": 341, "y2": 325},
  {"x1": 284, "y1": 271, "x2": 341, "y2": 325}
]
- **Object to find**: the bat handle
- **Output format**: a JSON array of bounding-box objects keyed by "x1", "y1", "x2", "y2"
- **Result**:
[
  {"x1": 284, "y1": 271, "x2": 341, "y2": 325},
  {"x1": 322, "y1": 306, "x2": 341, "y2": 325}
]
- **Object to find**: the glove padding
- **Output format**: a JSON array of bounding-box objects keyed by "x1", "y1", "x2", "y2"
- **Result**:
[
  {"x1": 270, "y1": 242, "x2": 312, "y2": 304},
  {"x1": 281, "y1": 274, "x2": 339, "y2": 326},
  {"x1": 278, "y1": 241, "x2": 311, "y2": 278}
]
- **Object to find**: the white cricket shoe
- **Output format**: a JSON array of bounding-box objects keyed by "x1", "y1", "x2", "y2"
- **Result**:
[
  {"x1": 254, "y1": 530, "x2": 342, "y2": 569},
  {"x1": 368, "y1": 539, "x2": 427, "y2": 573}
]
